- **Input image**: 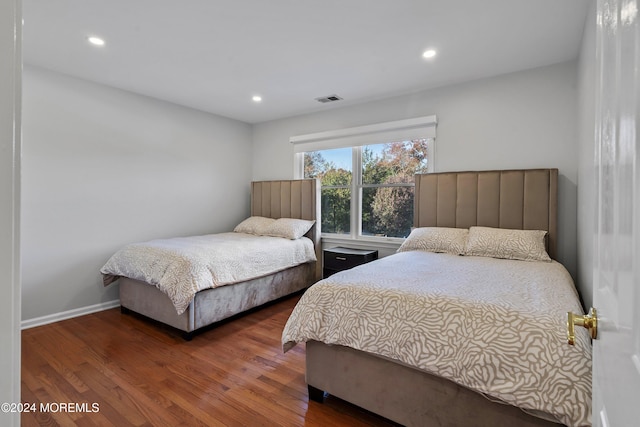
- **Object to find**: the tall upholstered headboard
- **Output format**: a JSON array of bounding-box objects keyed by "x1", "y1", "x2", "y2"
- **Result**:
[
  {"x1": 250, "y1": 179, "x2": 321, "y2": 277},
  {"x1": 414, "y1": 169, "x2": 558, "y2": 259}
]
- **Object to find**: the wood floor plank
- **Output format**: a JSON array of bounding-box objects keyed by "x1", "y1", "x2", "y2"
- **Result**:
[
  {"x1": 73, "y1": 369, "x2": 148, "y2": 426},
  {"x1": 22, "y1": 294, "x2": 398, "y2": 426}
]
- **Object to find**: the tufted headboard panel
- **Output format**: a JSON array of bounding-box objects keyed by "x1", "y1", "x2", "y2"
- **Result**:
[
  {"x1": 414, "y1": 169, "x2": 558, "y2": 259},
  {"x1": 251, "y1": 179, "x2": 321, "y2": 277}
]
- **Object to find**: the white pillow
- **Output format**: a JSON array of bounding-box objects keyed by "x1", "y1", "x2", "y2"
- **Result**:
[
  {"x1": 262, "y1": 218, "x2": 315, "y2": 240},
  {"x1": 233, "y1": 216, "x2": 276, "y2": 235},
  {"x1": 397, "y1": 227, "x2": 468, "y2": 255},
  {"x1": 464, "y1": 226, "x2": 551, "y2": 262}
]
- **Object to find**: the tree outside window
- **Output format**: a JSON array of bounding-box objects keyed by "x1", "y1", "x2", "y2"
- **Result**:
[{"x1": 303, "y1": 139, "x2": 428, "y2": 238}]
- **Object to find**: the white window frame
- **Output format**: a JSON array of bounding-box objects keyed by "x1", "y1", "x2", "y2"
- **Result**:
[{"x1": 291, "y1": 116, "x2": 437, "y2": 244}]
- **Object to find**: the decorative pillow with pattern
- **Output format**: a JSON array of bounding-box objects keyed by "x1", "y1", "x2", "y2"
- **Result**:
[
  {"x1": 464, "y1": 226, "x2": 551, "y2": 262},
  {"x1": 397, "y1": 227, "x2": 468, "y2": 255},
  {"x1": 262, "y1": 218, "x2": 315, "y2": 240},
  {"x1": 233, "y1": 216, "x2": 276, "y2": 235}
]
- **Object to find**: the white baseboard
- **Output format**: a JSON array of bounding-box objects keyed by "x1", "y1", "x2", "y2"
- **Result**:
[{"x1": 21, "y1": 299, "x2": 121, "y2": 330}]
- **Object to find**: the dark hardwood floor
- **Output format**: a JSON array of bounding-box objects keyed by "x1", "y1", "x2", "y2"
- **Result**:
[{"x1": 22, "y1": 293, "x2": 398, "y2": 426}]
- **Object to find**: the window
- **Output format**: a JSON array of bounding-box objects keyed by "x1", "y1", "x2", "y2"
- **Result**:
[
  {"x1": 292, "y1": 116, "x2": 437, "y2": 241},
  {"x1": 361, "y1": 140, "x2": 429, "y2": 237},
  {"x1": 305, "y1": 147, "x2": 353, "y2": 234},
  {"x1": 304, "y1": 140, "x2": 429, "y2": 238}
]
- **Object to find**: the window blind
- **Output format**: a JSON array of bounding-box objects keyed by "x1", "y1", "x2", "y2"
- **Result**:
[{"x1": 290, "y1": 115, "x2": 437, "y2": 153}]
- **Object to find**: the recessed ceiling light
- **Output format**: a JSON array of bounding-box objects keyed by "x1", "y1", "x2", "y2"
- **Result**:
[
  {"x1": 422, "y1": 49, "x2": 437, "y2": 59},
  {"x1": 252, "y1": 95, "x2": 262, "y2": 103},
  {"x1": 88, "y1": 36, "x2": 105, "y2": 46}
]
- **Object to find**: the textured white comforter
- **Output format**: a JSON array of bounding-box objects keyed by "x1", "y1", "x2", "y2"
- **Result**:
[
  {"x1": 282, "y1": 251, "x2": 591, "y2": 426},
  {"x1": 101, "y1": 232, "x2": 316, "y2": 314}
]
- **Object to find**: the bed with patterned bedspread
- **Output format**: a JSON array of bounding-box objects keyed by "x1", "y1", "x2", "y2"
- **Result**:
[{"x1": 282, "y1": 249, "x2": 591, "y2": 426}]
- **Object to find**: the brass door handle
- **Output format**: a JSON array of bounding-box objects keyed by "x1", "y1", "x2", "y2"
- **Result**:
[{"x1": 567, "y1": 307, "x2": 597, "y2": 345}]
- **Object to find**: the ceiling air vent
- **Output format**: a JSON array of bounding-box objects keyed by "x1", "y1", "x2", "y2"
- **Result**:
[{"x1": 315, "y1": 94, "x2": 343, "y2": 103}]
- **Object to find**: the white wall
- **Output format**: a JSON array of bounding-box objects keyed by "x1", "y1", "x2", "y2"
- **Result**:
[
  {"x1": 252, "y1": 61, "x2": 580, "y2": 279},
  {"x1": 21, "y1": 66, "x2": 253, "y2": 321},
  {"x1": 21, "y1": 58, "x2": 587, "y2": 320},
  {"x1": 0, "y1": 0, "x2": 21, "y2": 424},
  {"x1": 577, "y1": 0, "x2": 597, "y2": 310}
]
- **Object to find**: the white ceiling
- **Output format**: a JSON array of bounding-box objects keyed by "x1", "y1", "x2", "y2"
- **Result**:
[{"x1": 22, "y1": 0, "x2": 589, "y2": 124}]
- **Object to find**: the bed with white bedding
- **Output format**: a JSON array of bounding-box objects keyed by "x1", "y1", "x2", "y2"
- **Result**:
[
  {"x1": 102, "y1": 231, "x2": 316, "y2": 314},
  {"x1": 102, "y1": 179, "x2": 320, "y2": 339},
  {"x1": 282, "y1": 169, "x2": 592, "y2": 426}
]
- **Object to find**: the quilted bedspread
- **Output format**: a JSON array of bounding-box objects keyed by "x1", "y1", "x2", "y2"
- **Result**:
[
  {"x1": 101, "y1": 232, "x2": 316, "y2": 314},
  {"x1": 282, "y1": 251, "x2": 591, "y2": 426}
]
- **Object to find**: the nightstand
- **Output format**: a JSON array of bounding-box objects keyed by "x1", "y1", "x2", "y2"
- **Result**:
[{"x1": 323, "y1": 247, "x2": 378, "y2": 278}]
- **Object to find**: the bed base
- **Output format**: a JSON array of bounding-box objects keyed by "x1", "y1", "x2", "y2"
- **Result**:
[
  {"x1": 306, "y1": 341, "x2": 561, "y2": 427},
  {"x1": 119, "y1": 262, "x2": 315, "y2": 340}
]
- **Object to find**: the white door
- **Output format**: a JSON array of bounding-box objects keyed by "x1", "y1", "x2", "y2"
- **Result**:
[
  {"x1": 592, "y1": 0, "x2": 640, "y2": 426},
  {"x1": 0, "y1": 1, "x2": 22, "y2": 426}
]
